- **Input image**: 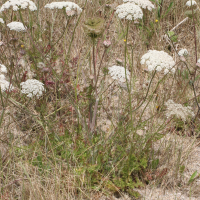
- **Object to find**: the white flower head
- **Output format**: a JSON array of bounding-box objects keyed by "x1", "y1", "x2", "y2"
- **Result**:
[
  {"x1": 186, "y1": 0, "x2": 197, "y2": 7},
  {"x1": 140, "y1": 50, "x2": 175, "y2": 73},
  {"x1": 0, "y1": 64, "x2": 7, "y2": 73},
  {"x1": 178, "y1": 49, "x2": 188, "y2": 57},
  {"x1": 108, "y1": 65, "x2": 130, "y2": 83},
  {"x1": 44, "y1": 1, "x2": 82, "y2": 15},
  {"x1": 116, "y1": 3, "x2": 143, "y2": 20},
  {"x1": 0, "y1": 74, "x2": 13, "y2": 92},
  {"x1": 7, "y1": 22, "x2": 26, "y2": 32},
  {"x1": 197, "y1": 58, "x2": 200, "y2": 63},
  {"x1": 165, "y1": 99, "x2": 195, "y2": 121},
  {"x1": 0, "y1": 74, "x2": 5, "y2": 80},
  {"x1": 0, "y1": 18, "x2": 4, "y2": 24},
  {"x1": 123, "y1": 0, "x2": 155, "y2": 11},
  {"x1": 37, "y1": 62, "x2": 45, "y2": 69},
  {"x1": 0, "y1": 0, "x2": 37, "y2": 12},
  {"x1": 0, "y1": 79, "x2": 13, "y2": 92},
  {"x1": 20, "y1": 79, "x2": 45, "y2": 98}
]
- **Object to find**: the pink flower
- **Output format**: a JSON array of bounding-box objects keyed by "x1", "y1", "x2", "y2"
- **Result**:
[
  {"x1": 196, "y1": 63, "x2": 200, "y2": 67},
  {"x1": 103, "y1": 40, "x2": 111, "y2": 48}
]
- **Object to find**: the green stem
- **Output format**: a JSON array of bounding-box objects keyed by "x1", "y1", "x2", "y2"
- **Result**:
[{"x1": 124, "y1": 21, "x2": 132, "y2": 122}]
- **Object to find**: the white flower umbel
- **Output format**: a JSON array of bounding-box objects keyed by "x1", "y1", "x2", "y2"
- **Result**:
[
  {"x1": 186, "y1": 0, "x2": 197, "y2": 7},
  {"x1": 108, "y1": 65, "x2": 130, "y2": 83},
  {"x1": 0, "y1": 0, "x2": 37, "y2": 12},
  {"x1": 0, "y1": 75, "x2": 13, "y2": 92},
  {"x1": 116, "y1": 3, "x2": 143, "y2": 20},
  {"x1": 20, "y1": 79, "x2": 45, "y2": 98},
  {"x1": 7, "y1": 22, "x2": 26, "y2": 32},
  {"x1": 178, "y1": 49, "x2": 188, "y2": 57},
  {"x1": 123, "y1": 0, "x2": 155, "y2": 11},
  {"x1": 44, "y1": 2, "x2": 82, "y2": 14},
  {"x1": 141, "y1": 50, "x2": 175, "y2": 73},
  {"x1": 0, "y1": 80, "x2": 13, "y2": 92},
  {"x1": 0, "y1": 18, "x2": 4, "y2": 24},
  {"x1": 165, "y1": 99, "x2": 195, "y2": 121},
  {"x1": 0, "y1": 64, "x2": 7, "y2": 73}
]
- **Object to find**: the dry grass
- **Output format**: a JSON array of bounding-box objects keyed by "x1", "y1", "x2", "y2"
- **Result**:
[{"x1": 1, "y1": 0, "x2": 200, "y2": 199}]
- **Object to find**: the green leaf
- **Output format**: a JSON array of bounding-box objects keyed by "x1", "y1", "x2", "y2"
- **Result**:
[
  {"x1": 162, "y1": 2, "x2": 173, "y2": 19},
  {"x1": 152, "y1": 159, "x2": 159, "y2": 169},
  {"x1": 179, "y1": 165, "x2": 185, "y2": 174},
  {"x1": 188, "y1": 170, "x2": 198, "y2": 184},
  {"x1": 167, "y1": 31, "x2": 175, "y2": 37}
]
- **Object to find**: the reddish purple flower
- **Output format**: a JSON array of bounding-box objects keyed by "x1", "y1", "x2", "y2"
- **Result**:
[{"x1": 103, "y1": 40, "x2": 111, "y2": 48}]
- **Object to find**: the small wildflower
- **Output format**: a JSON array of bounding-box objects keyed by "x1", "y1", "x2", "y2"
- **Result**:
[
  {"x1": 21, "y1": 44, "x2": 25, "y2": 48},
  {"x1": 0, "y1": 18, "x2": 4, "y2": 24},
  {"x1": 165, "y1": 99, "x2": 195, "y2": 121},
  {"x1": 7, "y1": 22, "x2": 26, "y2": 32},
  {"x1": 20, "y1": 79, "x2": 45, "y2": 98},
  {"x1": 0, "y1": 0, "x2": 37, "y2": 12},
  {"x1": 123, "y1": 0, "x2": 155, "y2": 11},
  {"x1": 108, "y1": 65, "x2": 130, "y2": 83},
  {"x1": 0, "y1": 79, "x2": 13, "y2": 92},
  {"x1": 124, "y1": 39, "x2": 126, "y2": 42},
  {"x1": 178, "y1": 49, "x2": 188, "y2": 57},
  {"x1": 141, "y1": 50, "x2": 175, "y2": 73},
  {"x1": 116, "y1": 3, "x2": 143, "y2": 20},
  {"x1": 186, "y1": 0, "x2": 197, "y2": 7},
  {"x1": 103, "y1": 40, "x2": 111, "y2": 48},
  {"x1": 0, "y1": 64, "x2": 7, "y2": 73},
  {"x1": 44, "y1": 2, "x2": 82, "y2": 15},
  {"x1": 155, "y1": 19, "x2": 158, "y2": 23},
  {"x1": 196, "y1": 59, "x2": 200, "y2": 67}
]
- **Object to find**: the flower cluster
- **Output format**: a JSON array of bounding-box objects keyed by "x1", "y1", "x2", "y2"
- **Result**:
[
  {"x1": 186, "y1": 0, "x2": 197, "y2": 7},
  {"x1": 0, "y1": 64, "x2": 7, "y2": 73},
  {"x1": 44, "y1": 2, "x2": 82, "y2": 15},
  {"x1": 140, "y1": 50, "x2": 175, "y2": 74},
  {"x1": 165, "y1": 99, "x2": 195, "y2": 121},
  {"x1": 0, "y1": 0, "x2": 37, "y2": 12},
  {"x1": 0, "y1": 76, "x2": 13, "y2": 92},
  {"x1": 123, "y1": 0, "x2": 155, "y2": 11},
  {"x1": 116, "y1": 3, "x2": 143, "y2": 20},
  {"x1": 0, "y1": 64, "x2": 13, "y2": 92},
  {"x1": 108, "y1": 65, "x2": 130, "y2": 83},
  {"x1": 0, "y1": 18, "x2": 4, "y2": 24},
  {"x1": 20, "y1": 79, "x2": 45, "y2": 98},
  {"x1": 7, "y1": 22, "x2": 26, "y2": 32},
  {"x1": 178, "y1": 49, "x2": 188, "y2": 57}
]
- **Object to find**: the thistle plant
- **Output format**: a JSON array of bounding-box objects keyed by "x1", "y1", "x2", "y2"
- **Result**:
[{"x1": 83, "y1": 17, "x2": 104, "y2": 135}]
